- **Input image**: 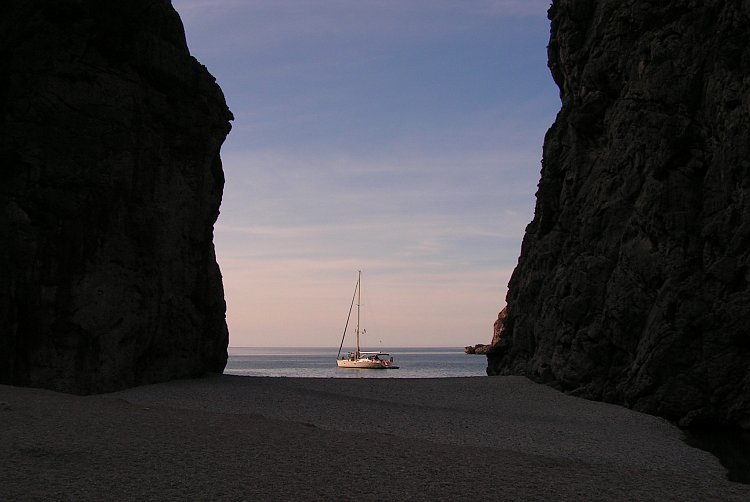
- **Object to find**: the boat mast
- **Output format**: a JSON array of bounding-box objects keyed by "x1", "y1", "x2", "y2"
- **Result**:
[
  {"x1": 356, "y1": 270, "x2": 361, "y2": 356},
  {"x1": 337, "y1": 272, "x2": 359, "y2": 359}
]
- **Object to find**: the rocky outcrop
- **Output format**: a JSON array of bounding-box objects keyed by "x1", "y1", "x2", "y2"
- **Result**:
[
  {"x1": 0, "y1": 0, "x2": 232, "y2": 394},
  {"x1": 488, "y1": 0, "x2": 750, "y2": 428},
  {"x1": 491, "y1": 306, "x2": 507, "y2": 347},
  {"x1": 465, "y1": 344, "x2": 491, "y2": 355},
  {"x1": 466, "y1": 308, "x2": 508, "y2": 354}
]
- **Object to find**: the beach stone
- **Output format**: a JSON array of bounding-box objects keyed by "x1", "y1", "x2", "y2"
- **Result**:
[
  {"x1": 0, "y1": 0, "x2": 232, "y2": 393},
  {"x1": 488, "y1": 0, "x2": 750, "y2": 428}
]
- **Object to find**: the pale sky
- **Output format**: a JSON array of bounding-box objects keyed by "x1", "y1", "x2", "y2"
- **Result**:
[{"x1": 172, "y1": 0, "x2": 559, "y2": 348}]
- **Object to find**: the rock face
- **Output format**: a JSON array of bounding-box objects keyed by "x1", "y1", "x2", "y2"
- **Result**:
[
  {"x1": 0, "y1": 0, "x2": 232, "y2": 394},
  {"x1": 488, "y1": 0, "x2": 750, "y2": 428}
]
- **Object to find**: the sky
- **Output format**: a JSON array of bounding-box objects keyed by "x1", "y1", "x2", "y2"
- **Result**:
[{"x1": 171, "y1": 0, "x2": 559, "y2": 348}]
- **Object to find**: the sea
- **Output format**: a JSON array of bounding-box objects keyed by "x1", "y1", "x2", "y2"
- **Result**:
[{"x1": 225, "y1": 346, "x2": 488, "y2": 378}]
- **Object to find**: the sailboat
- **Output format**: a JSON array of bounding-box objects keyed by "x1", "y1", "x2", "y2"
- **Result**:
[{"x1": 336, "y1": 271, "x2": 398, "y2": 369}]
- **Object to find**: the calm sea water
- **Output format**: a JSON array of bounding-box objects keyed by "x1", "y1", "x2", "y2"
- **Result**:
[{"x1": 225, "y1": 346, "x2": 488, "y2": 378}]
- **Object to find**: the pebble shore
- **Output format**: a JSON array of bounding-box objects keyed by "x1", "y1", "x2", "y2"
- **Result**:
[{"x1": 2, "y1": 375, "x2": 749, "y2": 500}]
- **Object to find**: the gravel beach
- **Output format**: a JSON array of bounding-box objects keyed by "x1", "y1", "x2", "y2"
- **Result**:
[{"x1": 2, "y1": 375, "x2": 748, "y2": 500}]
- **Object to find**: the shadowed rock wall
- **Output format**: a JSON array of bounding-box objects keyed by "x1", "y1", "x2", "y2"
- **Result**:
[
  {"x1": 488, "y1": 0, "x2": 750, "y2": 428},
  {"x1": 0, "y1": 0, "x2": 232, "y2": 393}
]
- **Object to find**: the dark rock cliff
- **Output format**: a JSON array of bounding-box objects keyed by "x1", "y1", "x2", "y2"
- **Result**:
[
  {"x1": 0, "y1": 0, "x2": 232, "y2": 393},
  {"x1": 488, "y1": 0, "x2": 750, "y2": 428}
]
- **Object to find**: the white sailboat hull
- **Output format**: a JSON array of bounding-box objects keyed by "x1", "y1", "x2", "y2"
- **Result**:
[
  {"x1": 336, "y1": 358, "x2": 385, "y2": 369},
  {"x1": 336, "y1": 357, "x2": 398, "y2": 369}
]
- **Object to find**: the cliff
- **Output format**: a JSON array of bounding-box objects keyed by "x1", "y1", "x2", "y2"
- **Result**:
[
  {"x1": 488, "y1": 0, "x2": 750, "y2": 428},
  {"x1": 0, "y1": 0, "x2": 232, "y2": 393}
]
